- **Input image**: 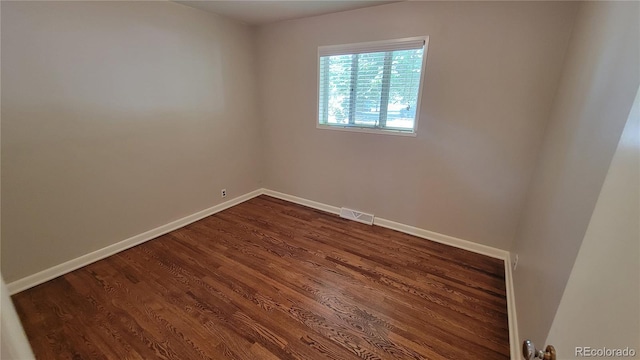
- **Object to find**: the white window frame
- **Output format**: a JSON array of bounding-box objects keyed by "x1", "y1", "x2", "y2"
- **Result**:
[{"x1": 316, "y1": 36, "x2": 429, "y2": 137}]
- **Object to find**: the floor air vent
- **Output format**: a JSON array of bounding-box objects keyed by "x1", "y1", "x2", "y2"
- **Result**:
[{"x1": 339, "y1": 207, "x2": 374, "y2": 225}]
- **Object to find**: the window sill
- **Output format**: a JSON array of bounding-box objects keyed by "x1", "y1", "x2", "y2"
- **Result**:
[{"x1": 316, "y1": 124, "x2": 417, "y2": 137}]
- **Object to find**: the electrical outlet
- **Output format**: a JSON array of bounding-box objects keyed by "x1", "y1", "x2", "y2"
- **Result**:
[
  {"x1": 512, "y1": 254, "x2": 519, "y2": 271},
  {"x1": 221, "y1": 189, "x2": 227, "y2": 198}
]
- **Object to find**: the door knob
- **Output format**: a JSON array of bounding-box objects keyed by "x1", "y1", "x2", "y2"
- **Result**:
[{"x1": 523, "y1": 339, "x2": 556, "y2": 360}]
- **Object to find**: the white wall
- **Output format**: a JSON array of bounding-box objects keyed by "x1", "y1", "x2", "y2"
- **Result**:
[
  {"x1": 256, "y1": 1, "x2": 577, "y2": 250},
  {"x1": 0, "y1": 276, "x2": 35, "y2": 359},
  {"x1": 512, "y1": 0, "x2": 640, "y2": 346},
  {"x1": 0, "y1": 1, "x2": 261, "y2": 282},
  {"x1": 545, "y1": 87, "x2": 639, "y2": 359},
  {"x1": 1, "y1": 2, "x2": 35, "y2": 358}
]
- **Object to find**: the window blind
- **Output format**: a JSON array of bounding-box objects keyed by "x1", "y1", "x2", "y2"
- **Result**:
[{"x1": 318, "y1": 37, "x2": 427, "y2": 133}]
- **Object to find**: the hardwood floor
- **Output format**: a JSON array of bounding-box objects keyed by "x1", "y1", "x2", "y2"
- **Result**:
[{"x1": 12, "y1": 195, "x2": 510, "y2": 359}]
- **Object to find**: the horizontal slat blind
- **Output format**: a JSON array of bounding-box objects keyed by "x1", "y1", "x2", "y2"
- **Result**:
[{"x1": 318, "y1": 40, "x2": 425, "y2": 133}]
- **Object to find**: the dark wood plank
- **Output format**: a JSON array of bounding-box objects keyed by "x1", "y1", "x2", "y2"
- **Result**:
[{"x1": 12, "y1": 195, "x2": 510, "y2": 359}]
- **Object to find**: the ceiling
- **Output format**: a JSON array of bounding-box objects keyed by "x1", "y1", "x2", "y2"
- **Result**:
[{"x1": 175, "y1": 1, "x2": 400, "y2": 26}]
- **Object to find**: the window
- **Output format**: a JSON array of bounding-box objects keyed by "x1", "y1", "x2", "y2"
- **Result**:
[{"x1": 317, "y1": 37, "x2": 428, "y2": 136}]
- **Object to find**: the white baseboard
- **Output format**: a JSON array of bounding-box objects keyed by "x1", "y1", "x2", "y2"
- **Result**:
[
  {"x1": 262, "y1": 189, "x2": 341, "y2": 215},
  {"x1": 373, "y1": 217, "x2": 508, "y2": 260},
  {"x1": 7, "y1": 187, "x2": 519, "y2": 358},
  {"x1": 6, "y1": 189, "x2": 263, "y2": 295}
]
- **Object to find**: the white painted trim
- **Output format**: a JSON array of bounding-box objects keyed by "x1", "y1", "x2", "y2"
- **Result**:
[
  {"x1": 1, "y1": 276, "x2": 35, "y2": 359},
  {"x1": 373, "y1": 217, "x2": 508, "y2": 260},
  {"x1": 318, "y1": 36, "x2": 427, "y2": 57},
  {"x1": 504, "y1": 252, "x2": 520, "y2": 360},
  {"x1": 6, "y1": 189, "x2": 263, "y2": 295},
  {"x1": 7, "y1": 187, "x2": 519, "y2": 358},
  {"x1": 316, "y1": 124, "x2": 417, "y2": 137},
  {"x1": 262, "y1": 189, "x2": 341, "y2": 215}
]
